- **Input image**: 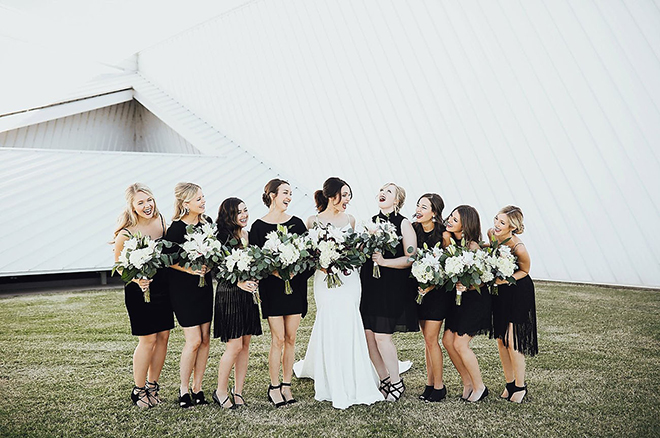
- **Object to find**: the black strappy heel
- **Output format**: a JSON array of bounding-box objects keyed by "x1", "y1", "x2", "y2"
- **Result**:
[
  {"x1": 379, "y1": 376, "x2": 391, "y2": 398},
  {"x1": 231, "y1": 387, "x2": 247, "y2": 408},
  {"x1": 508, "y1": 384, "x2": 527, "y2": 403},
  {"x1": 131, "y1": 385, "x2": 152, "y2": 408},
  {"x1": 501, "y1": 380, "x2": 515, "y2": 400},
  {"x1": 386, "y1": 379, "x2": 405, "y2": 402},
  {"x1": 267, "y1": 384, "x2": 286, "y2": 408},
  {"x1": 191, "y1": 390, "x2": 210, "y2": 405},
  {"x1": 145, "y1": 380, "x2": 161, "y2": 406},
  {"x1": 467, "y1": 386, "x2": 489, "y2": 403},
  {"x1": 280, "y1": 382, "x2": 297, "y2": 404},
  {"x1": 212, "y1": 390, "x2": 236, "y2": 410}
]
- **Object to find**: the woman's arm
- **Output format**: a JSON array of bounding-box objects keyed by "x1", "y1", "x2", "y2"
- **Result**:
[{"x1": 372, "y1": 219, "x2": 416, "y2": 269}]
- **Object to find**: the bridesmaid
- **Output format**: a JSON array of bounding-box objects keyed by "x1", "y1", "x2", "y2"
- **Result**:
[
  {"x1": 488, "y1": 206, "x2": 538, "y2": 403},
  {"x1": 412, "y1": 193, "x2": 450, "y2": 402},
  {"x1": 442, "y1": 205, "x2": 491, "y2": 402},
  {"x1": 165, "y1": 182, "x2": 213, "y2": 408},
  {"x1": 113, "y1": 183, "x2": 173, "y2": 408},
  {"x1": 360, "y1": 183, "x2": 418, "y2": 402},
  {"x1": 249, "y1": 179, "x2": 310, "y2": 407},
  {"x1": 212, "y1": 198, "x2": 262, "y2": 409}
]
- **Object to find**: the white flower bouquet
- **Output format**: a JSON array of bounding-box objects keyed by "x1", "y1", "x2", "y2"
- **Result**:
[
  {"x1": 408, "y1": 242, "x2": 446, "y2": 304},
  {"x1": 485, "y1": 235, "x2": 518, "y2": 295},
  {"x1": 442, "y1": 238, "x2": 490, "y2": 305},
  {"x1": 178, "y1": 223, "x2": 224, "y2": 287},
  {"x1": 358, "y1": 218, "x2": 401, "y2": 278},
  {"x1": 216, "y1": 243, "x2": 273, "y2": 304},
  {"x1": 261, "y1": 224, "x2": 312, "y2": 294},
  {"x1": 112, "y1": 231, "x2": 173, "y2": 302},
  {"x1": 306, "y1": 223, "x2": 367, "y2": 288}
]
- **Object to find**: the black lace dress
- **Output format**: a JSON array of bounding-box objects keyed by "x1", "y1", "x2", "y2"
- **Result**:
[
  {"x1": 165, "y1": 220, "x2": 214, "y2": 327},
  {"x1": 360, "y1": 212, "x2": 418, "y2": 334},
  {"x1": 213, "y1": 229, "x2": 262, "y2": 342},
  {"x1": 248, "y1": 216, "x2": 311, "y2": 318}
]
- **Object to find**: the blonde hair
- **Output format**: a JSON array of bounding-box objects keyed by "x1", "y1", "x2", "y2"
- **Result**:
[
  {"x1": 381, "y1": 182, "x2": 406, "y2": 214},
  {"x1": 173, "y1": 182, "x2": 207, "y2": 222},
  {"x1": 498, "y1": 205, "x2": 525, "y2": 234},
  {"x1": 113, "y1": 183, "x2": 160, "y2": 241}
]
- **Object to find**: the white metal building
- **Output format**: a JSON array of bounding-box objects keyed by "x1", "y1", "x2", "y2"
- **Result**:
[{"x1": 1, "y1": 0, "x2": 659, "y2": 288}]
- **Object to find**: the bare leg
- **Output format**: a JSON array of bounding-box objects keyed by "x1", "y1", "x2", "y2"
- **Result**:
[
  {"x1": 233, "y1": 336, "x2": 252, "y2": 404},
  {"x1": 374, "y1": 333, "x2": 400, "y2": 383},
  {"x1": 179, "y1": 326, "x2": 202, "y2": 395},
  {"x1": 216, "y1": 337, "x2": 243, "y2": 407},
  {"x1": 365, "y1": 329, "x2": 388, "y2": 380},
  {"x1": 266, "y1": 316, "x2": 285, "y2": 404},
  {"x1": 421, "y1": 320, "x2": 444, "y2": 389},
  {"x1": 497, "y1": 338, "x2": 514, "y2": 398},
  {"x1": 506, "y1": 324, "x2": 527, "y2": 403},
  {"x1": 191, "y1": 322, "x2": 211, "y2": 393},
  {"x1": 443, "y1": 330, "x2": 472, "y2": 398},
  {"x1": 133, "y1": 334, "x2": 157, "y2": 387},
  {"x1": 147, "y1": 330, "x2": 170, "y2": 383},
  {"x1": 453, "y1": 334, "x2": 486, "y2": 402},
  {"x1": 281, "y1": 314, "x2": 301, "y2": 401}
]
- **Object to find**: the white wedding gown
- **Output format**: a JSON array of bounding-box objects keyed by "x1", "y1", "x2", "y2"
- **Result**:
[{"x1": 293, "y1": 267, "x2": 384, "y2": 409}]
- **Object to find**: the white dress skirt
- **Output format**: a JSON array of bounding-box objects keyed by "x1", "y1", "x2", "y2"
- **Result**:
[{"x1": 293, "y1": 268, "x2": 385, "y2": 409}]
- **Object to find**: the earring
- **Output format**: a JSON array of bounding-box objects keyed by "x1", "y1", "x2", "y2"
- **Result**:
[
  {"x1": 432, "y1": 216, "x2": 436, "y2": 222},
  {"x1": 184, "y1": 207, "x2": 190, "y2": 215}
]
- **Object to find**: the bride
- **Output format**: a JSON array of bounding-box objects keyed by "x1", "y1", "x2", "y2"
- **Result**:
[{"x1": 293, "y1": 177, "x2": 384, "y2": 409}]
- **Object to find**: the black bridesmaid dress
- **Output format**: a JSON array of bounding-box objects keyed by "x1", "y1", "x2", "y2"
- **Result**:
[
  {"x1": 248, "y1": 216, "x2": 311, "y2": 318},
  {"x1": 213, "y1": 229, "x2": 262, "y2": 342},
  {"x1": 122, "y1": 216, "x2": 174, "y2": 336},
  {"x1": 165, "y1": 219, "x2": 214, "y2": 327},
  {"x1": 360, "y1": 212, "x2": 418, "y2": 334},
  {"x1": 415, "y1": 227, "x2": 453, "y2": 322},
  {"x1": 491, "y1": 274, "x2": 538, "y2": 356}
]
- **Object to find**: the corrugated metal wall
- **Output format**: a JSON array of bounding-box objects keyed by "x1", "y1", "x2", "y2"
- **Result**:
[
  {"x1": 0, "y1": 101, "x2": 201, "y2": 154},
  {"x1": 136, "y1": 0, "x2": 660, "y2": 287}
]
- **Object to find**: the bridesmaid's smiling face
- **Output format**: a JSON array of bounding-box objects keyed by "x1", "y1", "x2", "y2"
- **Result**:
[
  {"x1": 493, "y1": 213, "x2": 513, "y2": 237},
  {"x1": 377, "y1": 185, "x2": 396, "y2": 210},
  {"x1": 236, "y1": 202, "x2": 249, "y2": 228},
  {"x1": 133, "y1": 191, "x2": 155, "y2": 220},
  {"x1": 185, "y1": 189, "x2": 206, "y2": 216},
  {"x1": 445, "y1": 210, "x2": 462, "y2": 235},
  {"x1": 414, "y1": 197, "x2": 434, "y2": 224},
  {"x1": 331, "y1": 185, "x2": 352, "y2": 212},
  {"x1": 272, "y1": 183, "x2": 292, "y2": 211}
]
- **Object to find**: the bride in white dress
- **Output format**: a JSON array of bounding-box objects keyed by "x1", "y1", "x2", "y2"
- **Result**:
[{"x1": 293, "y1": 177, "x2": 384, "y2": 409}]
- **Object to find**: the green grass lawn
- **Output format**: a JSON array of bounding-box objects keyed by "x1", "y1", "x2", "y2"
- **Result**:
[{"x1": 0, "y1": 281, "x2": 659, "y2": 437}]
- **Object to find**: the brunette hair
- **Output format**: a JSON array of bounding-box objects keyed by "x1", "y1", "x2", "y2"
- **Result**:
[
  {"x1": 449, "y1": 205, "x2": 482, "y2": 244},
  {"x1": 262, "y1": 178, "x2": 290, "y2": 207},
  {"x1": 172, "y1": 182, "x2": 207, "y2": 223},
  {"x1": 314, "y1": 177, "x2": 351, "y2": 212},
  {"x1": 498, "y1": 205, "x2": 525, "y2": 234},
  {"x1": 413, "y1": 193, "x2": 445, "y2": 248},
  {"x1": 380, "y1": 182, "x2": 406, "y2": 214},
  {"x1": 112, "y1": 183, "x2": 161, "y2": 241},
  {"x1": 216, "y1": 197, "x2": 245, "y2": 247}
]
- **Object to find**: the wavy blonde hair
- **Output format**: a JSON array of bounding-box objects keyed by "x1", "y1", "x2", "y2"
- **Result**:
[
  {"x1": 172, "y1": 182, "x2": 207, "y2": 223},
  {"x1": 112, "y1": 183, "x2": 160, "y2": 241},
  {"x1": 498, "y1": 205, "x2": 525, "y2": 234},
  {"x1": 380, "y1": 182, "x2": 406, "y2": 214}
]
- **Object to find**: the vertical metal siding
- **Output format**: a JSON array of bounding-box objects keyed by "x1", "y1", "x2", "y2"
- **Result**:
[{"x1": 136, "y1": 0, "x2": 660, "y2": 286}]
